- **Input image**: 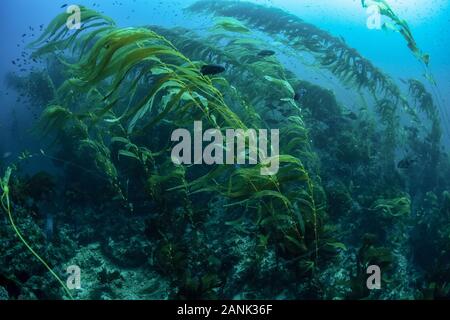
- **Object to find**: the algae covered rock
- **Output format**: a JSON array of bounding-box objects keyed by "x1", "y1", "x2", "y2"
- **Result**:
[{"x1": 0, "y1": 286, "x2": 9, "y2": 300}]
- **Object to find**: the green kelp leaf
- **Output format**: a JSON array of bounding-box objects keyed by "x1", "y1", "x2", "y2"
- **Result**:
[
  {"x1": 326, "y1": 242, "x2": 348, "y2": 251},
  {"x1": 76, "y1": 25, "x2": 116, "y2": 55},
  {"x1": 151, "y1": 66, "x2": 173, "y2": 75},
  {"x1": 127, "y1": 80, "x2": 182, "y2": 133},
  {"x1": 224, "y1": 189, "x2": 292, "y2": 208},
  {"x1": 111, "y1": 137, "x2": 131, "y2": 144},
  {"x1": 188, "y1": 91, "x2": 209, "y2": 109},
  {"x1": 159, "y1": 87, "x2": 208, "y2": 116},
  {"x1": 284, "y1": 235, "x2": 304, "y2": 250},
  {"x1": 264, "y1": 75, "x2": 295, "y2": 97},
  {"x1": 280, "y1": 98, "x2": 301, "y2": 110},
  {"x1": 424, "y1": 72, "x2": 436, "y2": 86},
  {"x1": 229, "y1": 38, "x2": 264, "y2": 47},
  {"x1": 362, "y1": 0, "x2": 430, "y2": 66},
  {"x1": 224, "y1": 216, "x2": 249, "y2": 233},
  {"x1": 39, "y1": 105, "x2": 74, "y2": 136},
  {"x1": 212, "y1": 17, "x2": 250, "y2": 33},
  {"x1": 293, "y1": 205, "x2": 306, "y2": 235},
  {"x1": 258, "y1": 234, "x2": 269, "y2": 248},
  {"x1": 29, "y1": 6, "x2": 115, "y2": 48},
  {"x1": 260, "y1": 214, "x2": 294, "y2": 227},
  {"x1": 118, "y1": 150, "x2": 140, "y2": 161},
  {"x1": 1, "y1": 167, "x2": 12, "y2": 191},
  {"x1": 102, "y1": 115, "x2": 119, "y2": 124},
  {"x1": 252, "y1": 190, "x2": 292, "y2": 207},
  {"x1": 141, "y1": 86, "x2": 191, "y2": 132},
  {"x1": 382, "y1": 22, "x2": 397, "y2": 33}
]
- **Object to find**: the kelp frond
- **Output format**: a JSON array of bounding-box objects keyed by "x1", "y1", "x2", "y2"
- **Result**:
[
  {"x1": 362, "y1": 0, "x2": 429, "y2": 66},
  {"x1": 29, "y1": 6, "x2": 115, "y2": 56},
  {"x1": 31, "y1": 7, "x2": 327, "y2": 266},
  {"x1": 212, "y1": 17, "x2": 251, "y2": 33}
]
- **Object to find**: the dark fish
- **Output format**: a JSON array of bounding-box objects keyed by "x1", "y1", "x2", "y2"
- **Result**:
[
  {"x1": 257, "y1": 50, "x2": 276, "y2": 57},
  {"x1": 294, "y1": 88, "x2": 307, "y2": 101},
  {"x1": 61, "y1": 4, "x2": 68, "y2": 8},
  {"x1": 200, "y1": 64, "x2": 225, "y2": 76},
  {"x1": 397, "y1": 157, "x2": 416, "y2": 169}
]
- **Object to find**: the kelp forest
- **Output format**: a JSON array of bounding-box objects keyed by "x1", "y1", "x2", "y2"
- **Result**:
[{"x1": 1, "y1": 0, "x2": 450, "y2": 300}]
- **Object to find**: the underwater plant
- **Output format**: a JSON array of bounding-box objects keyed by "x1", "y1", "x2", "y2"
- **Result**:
[
  {"x1": 408, "y1": 79, "x2": 442, "y2": 145},
  {"x1": 187, "y1": 1, "x2": 404, "y2": 96},
  {"x1": 361, "y1": 0, "x2": 429, "y2": 66},
  {"x1": 2, "y1": 0, "x2": 449, "y2": 301},
  {"x1": 0, "y1": 167, "x2": 74, "y2": 299},
  {"x1": 370, "y1": 195, "x2": 411, "y2": 219},
  {"x1": 186, "y1": 0, "x2": 435, "y2": 165},
  {"x1": 18, "y1": 5, "x2": 335, "y2": 300}
]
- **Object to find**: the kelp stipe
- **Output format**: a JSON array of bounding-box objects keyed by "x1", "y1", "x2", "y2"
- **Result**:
[{"x1": 0, "y1": 167, "x2": 74, "y2": 300}]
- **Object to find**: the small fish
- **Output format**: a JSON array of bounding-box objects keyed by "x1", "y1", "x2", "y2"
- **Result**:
[
  {"x1": 397, "y1": 157, "x2": 417, "y2": 169},
  {"x1": 200, "y1": 64, "x2": 225, "y2": 76},
  {"x1": 294, "y1": 88, "x2": 307, "y2": 101},
  {"x1": 61, "y1": 4, "x2": 68, "y2": 8},
  {"x1": 257, "y1": 50, "x2": 276, "y2": 57}
]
